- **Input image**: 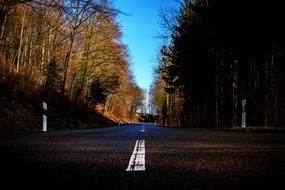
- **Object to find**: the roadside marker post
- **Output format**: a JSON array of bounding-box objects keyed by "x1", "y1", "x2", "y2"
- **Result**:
[
  {"x1": 43, "y1": 102, "x2": 47, "y2": 132},
  {"x1": 241, "y1": 99, "x2": 246, "y2": 128}
]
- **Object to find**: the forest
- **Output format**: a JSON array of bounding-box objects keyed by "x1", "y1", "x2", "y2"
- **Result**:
[
  {"x1": 150, "y1": 0, "x2": 285, "y2": 128},
  {"x1": 1, "y1": 0, "x2": 285, "y2": 131},
  {"x1": 0, "y1": 0, "x2": 144, "y2": 132}
]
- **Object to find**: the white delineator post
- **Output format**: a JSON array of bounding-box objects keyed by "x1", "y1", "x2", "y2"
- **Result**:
[
  {"x1": 43, "y1": 102, "x2": 47, "y2": 132},
  {"x1": 241, "y1": 99, "x2": 246, "y2": 128}
]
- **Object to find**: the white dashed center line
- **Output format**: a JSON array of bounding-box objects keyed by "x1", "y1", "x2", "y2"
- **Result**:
[
  {"x1": 141, "y1": 125, "x2": 145, "y2": 132},
  {"x1": 126, "y1": 139, "x2": 145, "y2": 171}
]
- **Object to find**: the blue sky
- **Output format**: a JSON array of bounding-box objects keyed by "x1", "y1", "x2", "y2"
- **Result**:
[{"x1": 115, "y1": 0, "x2": 179, "y2": 91}]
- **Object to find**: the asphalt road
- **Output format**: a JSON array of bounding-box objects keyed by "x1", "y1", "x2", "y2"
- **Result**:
[{"x1": 1, "y1": 124, "x2": 285, "y2": 190}]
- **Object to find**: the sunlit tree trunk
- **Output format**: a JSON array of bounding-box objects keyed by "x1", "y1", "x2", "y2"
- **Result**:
[
  {"x1": 76, "y1": 25, "x2": 93, "y2": 100},
  {"x1": 16, "y1": 9, "x2": 25, "y2": 73},
  {"x1": 62, "y1": 32, "x2": 74, "y2": 92},
  {"x1": 0, "y1": 5, "x2": 8, "y2": 50},
  {"x1": 28, "y1": 35, "x2": 33, "y2": 76},
  {"x1": 47, "y1": 28, "x2": 52, "y2": 64}
]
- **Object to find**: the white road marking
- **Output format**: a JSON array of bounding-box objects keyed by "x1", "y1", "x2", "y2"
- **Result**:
[{"x1": 126, "y1": 139, "x2": 145, "y2": 171}]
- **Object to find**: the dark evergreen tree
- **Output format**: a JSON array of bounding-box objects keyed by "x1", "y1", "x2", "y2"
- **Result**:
[
  {"x1": 44, "y1": 57, "x2": 62, "y2": 96},
  {"x1": 87, "y1": 74, "x2": 119, "y2": 104},
  {"x1": 153, "y1": 0, "x2": 285, "y2": 128}
]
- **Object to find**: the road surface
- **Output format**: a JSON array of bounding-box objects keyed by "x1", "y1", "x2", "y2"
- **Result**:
[{"x1": 1, "y1": 124, "x2": 285, "y2": 189}]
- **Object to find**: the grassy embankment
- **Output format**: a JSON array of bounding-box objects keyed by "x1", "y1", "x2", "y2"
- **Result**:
[{"x1": 0, "y1": 69, "x2": 116, "y2": 134}]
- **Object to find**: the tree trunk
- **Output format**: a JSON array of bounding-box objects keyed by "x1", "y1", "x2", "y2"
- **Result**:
[
  {"x1": 62, "y1": 33, "x2": 75, "y2": 93},
  {"x1": 232, "y1": 59, "x2": 238, "y2": 127},
  {"x1": 16, "y1": 9, "x2": 26, "y2": 73},
  {"x1": 0, "y1": 5, "x2": 8, "y2": 50}
]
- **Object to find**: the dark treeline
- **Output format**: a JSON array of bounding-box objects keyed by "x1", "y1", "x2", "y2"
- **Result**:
[{"x1": 150, "y1": 0, "x2": 285, "y2": 128}]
